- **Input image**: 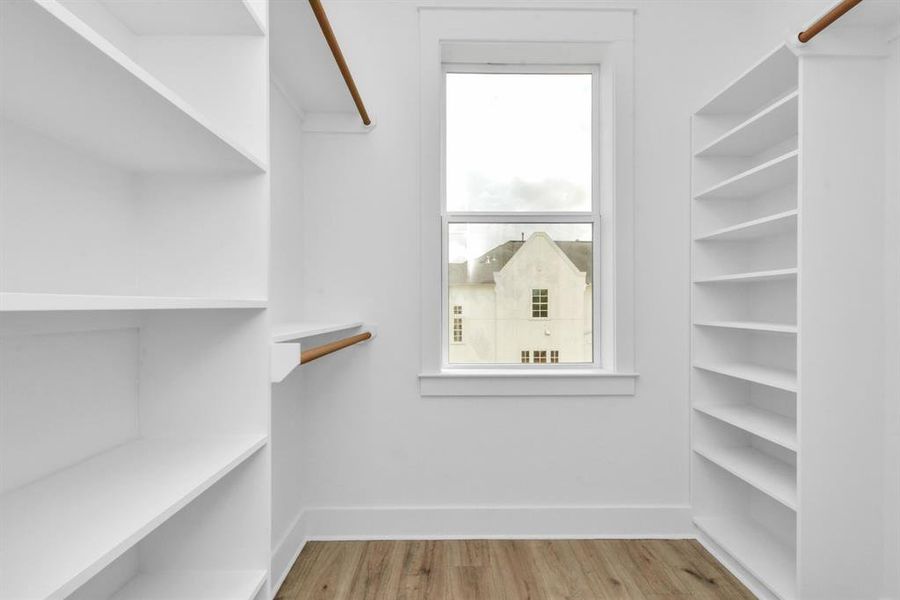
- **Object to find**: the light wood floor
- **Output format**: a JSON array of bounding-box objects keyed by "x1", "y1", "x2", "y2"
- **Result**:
[{"x1": 275, "y1": 539, "x2": 755, "y2": 599}]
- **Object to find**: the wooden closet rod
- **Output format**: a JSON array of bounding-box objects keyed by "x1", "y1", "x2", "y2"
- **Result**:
[
  {"x1": 798, "y1": 0, "x2": 863, "y2": 42},
  {"x1": 301, "y1": 331, "x2": 373, "y2": 365},
  {"x1": 308, "y1": 0, "x2": 372, "y2": 126}
]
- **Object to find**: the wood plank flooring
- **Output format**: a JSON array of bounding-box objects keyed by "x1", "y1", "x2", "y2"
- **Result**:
[{"x1": 275, "y1": 539, "x2": 755, "y2": 599}]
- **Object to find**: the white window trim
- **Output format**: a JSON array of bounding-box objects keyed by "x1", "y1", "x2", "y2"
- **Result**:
[{"x1": 418, "y1": 6, "x2": 637, "y2": 397}]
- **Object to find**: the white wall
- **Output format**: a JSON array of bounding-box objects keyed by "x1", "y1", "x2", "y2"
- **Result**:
[
  {"x1": 290, "y1": 0, "x2": 835, "y2": 536},
  {"x1": 269, "y1": 84, "x2": 306, "y2": 327},
  {"x1": 883, "y1": 32, "x2": 900, "y2": 600}
]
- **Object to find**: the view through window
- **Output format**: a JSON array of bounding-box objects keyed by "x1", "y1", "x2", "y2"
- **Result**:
[{"x1": 445, "y1": 71, "x2": 595, "y2": 365}]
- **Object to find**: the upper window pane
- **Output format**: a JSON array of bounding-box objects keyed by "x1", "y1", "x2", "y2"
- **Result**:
[{"x1": 445, "y1": 73, "x2": 592, "y2": 212}]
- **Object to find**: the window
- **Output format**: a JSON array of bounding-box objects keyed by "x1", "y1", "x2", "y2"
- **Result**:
[
  {"x1": 531, "y1": 289, "x2": 548, "y2": 318},
  {"x1": 418, "y1": 10, "x2": 637, "y2": 396},
  {"x1": 445, "y1": 70, "x2": 594, "y2": 366},
  {"x1": 521, "y1": 350, "x2": 530, "y2": 363},
  {"x1": 452, "y1": 317, "x2": 463, "y2": 343},
  {"x1": 550, "y1": 351, "x2": 559, "y2": 364},
  {"x1": 453, "y1": 305, "x2": 463, "y2": 315}
]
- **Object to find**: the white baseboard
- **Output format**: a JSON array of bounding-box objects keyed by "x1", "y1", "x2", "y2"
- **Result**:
[
  {"x1": 695, "y1": 530, "x2": 775, "y2": 600},
  {"x1": 298, "y1": 505, "x2": 692, "y2": 540},
  {"x1": 270, "y1": 511, "x2": 309, "y2": 599}
]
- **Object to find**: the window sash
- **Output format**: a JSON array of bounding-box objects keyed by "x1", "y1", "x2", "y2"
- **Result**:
[
  {"x1": 440, "y1": 63, "x2": 601, "y2": 371},
  {"x1": 531, "y1": 289, "x2": 549, "y2": 318}
]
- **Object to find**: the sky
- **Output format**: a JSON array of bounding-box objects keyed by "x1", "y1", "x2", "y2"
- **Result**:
[
  {"x1": 445, "y1": 72, "x2": 594, "y2": 263},
  {"x1": 445, "y1": 72, "x2": 592, "y2": 213}
]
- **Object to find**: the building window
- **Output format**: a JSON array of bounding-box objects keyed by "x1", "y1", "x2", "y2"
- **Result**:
[
  {"x1": 531, "y1": 289, "x2": 548, "y2": 318},
  {"x1": 452, "y1": 317, "x2": 463, "y2": 343},
  {"x1": 550, "y1": 350, "x2": 559, "y2": 364},
  {"x1": 453, "y1": 305, "x2": 463, "y2": 315},
  {"x1": 444, "y1": 70, "x2": 595, "y2": 365},
  {"x1": 521, "y1": 350, "x2": 530, "y2": 363}
]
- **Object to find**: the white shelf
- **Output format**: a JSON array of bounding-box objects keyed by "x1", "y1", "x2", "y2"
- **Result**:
[
  {"x1": 694, "y1": 321, "x2": 797, "y2": 334},
  {"x1": 109, "y1": 570, "x2": 267, "y2": 600},
  {"x1": 694, "y1": 445, "x2": 797, "y2": 510},
  {"x1": 696, "y1": 91, "x2": 798, "y2": 157},
  {"x1": 695, "y1": 151, "x2": 798, "y2": 201},
  {"x1": 0, "y1": 293, "x2": 266, "y2": 312},
  {"x1": 100, "y1": 0, "x2": 265, "y2": 36},
  {"x1": 696, "y1": 45, "x2": 798, "y2": 116},
  {"x1": 694, "y1": 361, "x2": 797, "y2": 392},
  {"x1": 695, "y1": 516, "x2": 797, "y2": 600},
  {"x1": 695, "y1": 210, "x2": 798, "y2": 242},
  {"x1": 1, "y1": 0, "x2": 266, "y2": 173},
  {"x1": 271, "y1": 321, "x2": 364, "y2": 343},
  {"x1": 0, "y1": 436, "x2": 267, "y2": 600},
  {"x1": 693, "y1": 268, "x2": 798, "y2": 285},
  {"x1": 694, "y1": 404, "x2": 797, "y2": 451}
]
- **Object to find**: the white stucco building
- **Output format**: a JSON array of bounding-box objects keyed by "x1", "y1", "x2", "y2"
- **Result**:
[{"x1": 449, "y1": 232, "x2": 592, "y2": 364}]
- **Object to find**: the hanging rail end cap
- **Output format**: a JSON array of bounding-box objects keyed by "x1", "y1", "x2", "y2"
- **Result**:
[{"x1": 786, "y1": 30, "x2": 805, "y2": 48}]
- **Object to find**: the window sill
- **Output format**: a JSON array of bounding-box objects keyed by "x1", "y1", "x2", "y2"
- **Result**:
[{"x1": 418, "y1": 369, "x2": 638, "y2": 397}]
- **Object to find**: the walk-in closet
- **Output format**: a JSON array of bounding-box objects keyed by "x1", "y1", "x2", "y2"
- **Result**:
[{"x1": 0, "y1": 0, "x2": 897, "y2": 599}]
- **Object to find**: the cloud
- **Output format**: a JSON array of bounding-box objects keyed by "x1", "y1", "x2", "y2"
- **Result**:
[{"x1": 465, "y1": 174, "x2": 589, "y2": 212}]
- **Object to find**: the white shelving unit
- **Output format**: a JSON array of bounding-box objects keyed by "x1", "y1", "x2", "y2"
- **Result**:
[
  {"x1": 0, "y1": 0, "x2": 272, "y2": 598},
  {"x1": 0, "y1": 437, "x2": 266, "y2": 600},
  {"x1": 2, "y1": 0, "x2": 265, "y2": 174},
  {"x1": 692, "y1": 43, "x2": 800, "y2": 600},
  {"x1": 691, "y1": 12, "x2": 894, "y2": 597}
]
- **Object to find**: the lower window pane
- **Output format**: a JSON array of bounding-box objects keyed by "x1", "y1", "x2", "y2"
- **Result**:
[{"x1": 448, "y1": 223, "x2": 593, "y2": 364}]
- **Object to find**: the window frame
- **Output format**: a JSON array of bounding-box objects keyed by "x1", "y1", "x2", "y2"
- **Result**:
[
  {"x1": 440, "y1": 63, "x2": 600, "y2": 371},
  {"x1": 531, "y1": 288, "x2": 550, "y2": 320},
  {"x1": 418, "y1": 8, "x2": 637, "y2": 397}
]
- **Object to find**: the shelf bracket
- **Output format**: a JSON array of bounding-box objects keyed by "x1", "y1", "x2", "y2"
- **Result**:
[{"x1": 271, "y1": 342, "x2": 302, "y2": 383}]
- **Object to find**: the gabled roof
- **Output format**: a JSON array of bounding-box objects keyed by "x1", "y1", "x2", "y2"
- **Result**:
[{"x1": 449, "y1": 238, "x2": 592, "y2": 285}]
